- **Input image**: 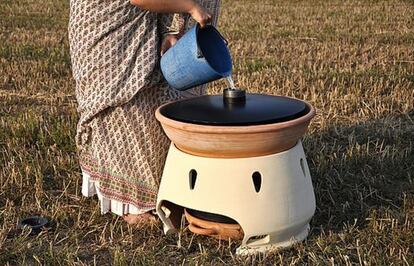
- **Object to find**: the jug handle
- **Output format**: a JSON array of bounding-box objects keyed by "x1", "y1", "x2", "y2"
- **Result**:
[{"x1": 197, "y1": 48, "x2": 204, "y2": 58}]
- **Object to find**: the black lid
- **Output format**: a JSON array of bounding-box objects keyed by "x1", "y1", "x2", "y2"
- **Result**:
[{"x1": 160, "y1": 91, "x2": 309, "y2": 126}]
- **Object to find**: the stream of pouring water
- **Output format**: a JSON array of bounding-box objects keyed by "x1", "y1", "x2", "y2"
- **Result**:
[{"x1": 225, "y1": 76, "x2": 237, "y2": 90}]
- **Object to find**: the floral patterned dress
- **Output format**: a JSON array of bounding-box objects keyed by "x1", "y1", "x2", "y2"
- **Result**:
[{"x1": 68, "y1": 0, "x2": 221, "y2": 215}]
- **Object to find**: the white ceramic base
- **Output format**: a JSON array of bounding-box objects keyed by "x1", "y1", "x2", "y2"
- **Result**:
[{"x1": 156, "y1": 141, "x2": 315, "y2": 255}]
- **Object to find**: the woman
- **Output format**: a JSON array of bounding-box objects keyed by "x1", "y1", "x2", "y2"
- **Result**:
[{"x1": 69, "y1": 0, "x2": 221, "y2": 224}]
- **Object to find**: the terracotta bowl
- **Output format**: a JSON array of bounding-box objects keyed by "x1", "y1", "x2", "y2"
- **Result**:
[
  {"x1": 155, "y1": 96, "x2": 315, "y2": 158},
  {"x1": 184, "y1": 209, "x2": 244, "y2": 240}
]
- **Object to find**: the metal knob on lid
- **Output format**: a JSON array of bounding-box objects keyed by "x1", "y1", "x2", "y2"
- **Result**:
[{"x1": 223, "y1": 88, "x2": 246, "y2": 104}]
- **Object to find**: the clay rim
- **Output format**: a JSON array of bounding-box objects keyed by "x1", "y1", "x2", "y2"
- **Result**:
[{"x1": 155, "y1": 94, "x2": 316, "y2": 133}]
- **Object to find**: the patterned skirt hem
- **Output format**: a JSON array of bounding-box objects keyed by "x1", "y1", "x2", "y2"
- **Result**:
[{"x1": 81, "y1": 169, "x2": 155, "y2": 216}]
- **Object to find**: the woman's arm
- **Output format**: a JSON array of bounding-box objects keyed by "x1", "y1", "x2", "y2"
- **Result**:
[
  {"x1": 159, "y1": 13, "x2": 187, "y2": 36},
  {"x1": 159, "y1": 13, "x2": 186, "y2": 55},
  {"x1": 130, "y1": 0, "x2": 211, "y2": 27}
]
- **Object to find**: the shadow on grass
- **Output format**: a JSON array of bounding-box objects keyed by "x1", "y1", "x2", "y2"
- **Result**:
[{"x1": 306, "y1": 110, "x2": 414, "y2": 236}]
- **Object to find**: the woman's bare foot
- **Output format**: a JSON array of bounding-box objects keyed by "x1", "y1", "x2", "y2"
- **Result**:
[{"x1": 123, "y1": 212, "x2": 157, "y2": 225}]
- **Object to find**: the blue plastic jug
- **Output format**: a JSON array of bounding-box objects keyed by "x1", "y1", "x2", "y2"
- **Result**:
[{"x1": 160, "y1": 24, "x2": 232, "y2": 91}]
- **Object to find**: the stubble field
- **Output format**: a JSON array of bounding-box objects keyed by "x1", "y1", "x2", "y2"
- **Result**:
[{"x1": 1, "y1": 0, "x2": 413, "y2": 265}]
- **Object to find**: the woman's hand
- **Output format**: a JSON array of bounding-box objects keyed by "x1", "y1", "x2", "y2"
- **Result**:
[
  {"x1": 160, "y1": 34, "x2": 179, "y2": 56},
  {"x1": 189, "y1": 3, "x2": 212, "y2": 28},
  {"x1": 131, "y1": 0, "x2": 212, "y2": 28}
]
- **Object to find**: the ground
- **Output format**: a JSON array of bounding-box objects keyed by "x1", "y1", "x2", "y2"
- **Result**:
[{"x1": 0, "y1": 0, "x2": 413, "y2": 265}]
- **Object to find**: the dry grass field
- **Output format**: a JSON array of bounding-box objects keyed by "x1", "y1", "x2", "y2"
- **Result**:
[{"x1": 1, "y1": 0, "x2": 413, "y2": 264}]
